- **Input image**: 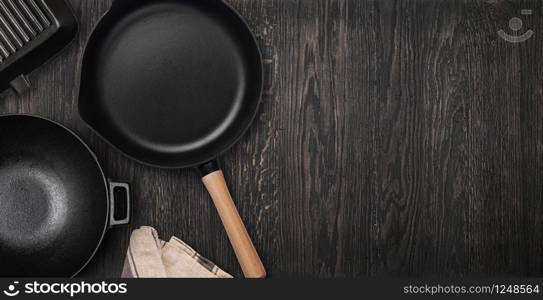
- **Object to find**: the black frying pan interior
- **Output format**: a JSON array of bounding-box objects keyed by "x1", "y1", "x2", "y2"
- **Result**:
[{"x1": 79, "y1": 0, "x2": 263, "y2": 168}]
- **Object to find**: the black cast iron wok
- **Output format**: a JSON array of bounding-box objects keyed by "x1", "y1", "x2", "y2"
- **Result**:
[
  {"x1": 0, "y1": 115, "x2": 130, "y2": 277},
  {"x1": 78, "y1": 0, "x2": 265, "y2": 277}
]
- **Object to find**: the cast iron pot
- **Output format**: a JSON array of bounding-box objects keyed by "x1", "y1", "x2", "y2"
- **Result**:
[{"x1": 0, "y1": 115, "x2": 130, "y2": 277}]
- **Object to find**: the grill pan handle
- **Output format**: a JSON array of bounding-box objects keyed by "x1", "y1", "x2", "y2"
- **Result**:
[
  {"x1": 198, "y1": 160, "x2": 267, "y2": 278},
  {"x1": 108, "y1": 181, "x2": 131, "y2": 228},
  {"x1": 9, "y1": 74, "x2": 31, "y2": 94}
]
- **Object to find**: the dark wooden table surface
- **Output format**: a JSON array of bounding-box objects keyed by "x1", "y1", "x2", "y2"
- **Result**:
[{"x1": 1, "y1": 0, "x2": 542, "y2": 278}]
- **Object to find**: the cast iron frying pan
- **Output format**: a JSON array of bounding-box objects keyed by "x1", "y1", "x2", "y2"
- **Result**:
[{"x1": 79, "y1": 0, "x2": 265, "y2": 277}]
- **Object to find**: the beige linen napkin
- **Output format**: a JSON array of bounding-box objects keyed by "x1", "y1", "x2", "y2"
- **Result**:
[{"x1": 122, "y1": 226, "x2": 232, "y2": 278}]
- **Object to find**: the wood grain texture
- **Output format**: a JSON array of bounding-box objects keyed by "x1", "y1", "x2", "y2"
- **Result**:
[{"x1": 0, "y1": 0, "x2": 541, "y2": 278}]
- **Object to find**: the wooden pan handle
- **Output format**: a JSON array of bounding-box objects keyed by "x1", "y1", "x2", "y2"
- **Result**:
[{"x1": 202, "y1": 170, "x2": 266, "y2": 278}]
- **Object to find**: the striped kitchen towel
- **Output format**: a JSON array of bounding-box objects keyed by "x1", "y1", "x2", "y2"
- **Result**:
[{"x1": 122, "y1": 226, "x2": 232, "y2": 278}]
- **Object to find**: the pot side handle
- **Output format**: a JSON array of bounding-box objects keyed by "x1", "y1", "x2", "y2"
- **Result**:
[{"x1": 108, "y1": 181, "x2": 131, "y2": 228}]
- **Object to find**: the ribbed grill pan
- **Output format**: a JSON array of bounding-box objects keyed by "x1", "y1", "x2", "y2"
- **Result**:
[{"x1": 0, "y1": 0, "x2": 77, "y2": 94}]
